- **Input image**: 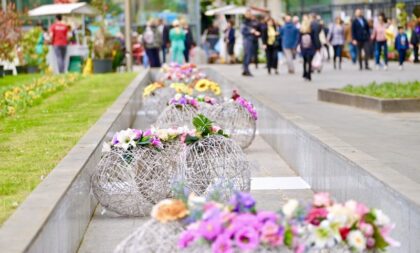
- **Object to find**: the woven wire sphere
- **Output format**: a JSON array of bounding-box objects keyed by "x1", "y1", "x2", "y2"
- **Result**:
[
  {"x1": 91, "y1": 146, "x2": 176, "y2": 216},
  {"x1": 114, "y1": 219, "x2": 185, "y2": 253},
  {"x1": 180, "y1": 135, "x2": 251, "y2": 200},
  {"x1": 210, "y1": 101, "x2": 256, "y2": 150},
  {"x1": 197, "y1": 102, "x2": 216, "y2": 119},
  {"x1": 155, "y1": 104, "x2": 198, "y2": 129},
  {"x1": 142, "y1": 88, "x2": 176, "y2": 121}
]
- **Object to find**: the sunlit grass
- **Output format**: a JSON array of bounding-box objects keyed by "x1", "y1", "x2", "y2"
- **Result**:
[{"x1": 342, "y1": 81, "x2": 420, "y2": 99}]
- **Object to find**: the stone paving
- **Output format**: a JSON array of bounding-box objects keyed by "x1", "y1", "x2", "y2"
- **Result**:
[{"x1": 212, "y1": 60, "x2": 420, "y2": 184}]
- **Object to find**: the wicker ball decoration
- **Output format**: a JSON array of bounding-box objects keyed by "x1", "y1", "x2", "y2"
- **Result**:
[
  {"x1": 210, "y1": 101, "x2": 256, "y2": 150},
  {"x1": 155, "y1": 104, "x2": 198, "y2": 129},
  {"x1": 142, "y1": 88, "x2": 176, "y2": 120},
  {"x1": 114, "y1": 219, "x2": 185, "y2": 253},
  {"x1": 180, "y1": 135, "x2": 251, "y2": 199},
  {"x1": 197, "y1": 102, "x2": 215, "y2": 119},
  {"x1": 91, "y1": 146, "x2": 176, "y2": 216}
]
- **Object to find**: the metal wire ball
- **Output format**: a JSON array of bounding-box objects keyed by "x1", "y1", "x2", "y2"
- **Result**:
[
  {"x1": 155, "y1": 104, "x2": 198, "y2": 129},
  {"x1": 91, "y1": 146, "x2": 176, "y2": 216},
  {"x1": 180, "y1": 135, "x2": 251, "y2": 200},
  {"x1": 114, "y1": 219, "x2": 185, "y2": 253},
  {"x1": 142, "y1": 88, "x2": 176, "y2": 122},
  {"x1": 210, "y1": 101, "x2": 256, "y2": 149}
]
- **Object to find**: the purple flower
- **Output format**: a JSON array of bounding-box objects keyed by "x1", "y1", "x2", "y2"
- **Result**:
[
  {"x1": 234, "y1": 227, "x2": 259, "y2": 251},
  {"x1": 198, "y1": 219, "x2": 223, "y2": 241},
  {"x1": 178, "y1": 230, "x2": 198, "y2": 249},
  {"x1": 133, "y1": 129, "x2": 142, "y2": 139},
  {"x1": 257, "y1": 211, "x2": 279, "y2": 224},
  {"x1": 179, "y1": 97, "x2": 187, "y2": 105},
  {"x1": 212, "y1": 234, "x2": 234, "y2": 253},
  {"x1": 112, "y1": 134, "x2": 119, "y2": 145},
  {"x1": 150, "y1": 136, "x2": 162, "y2": 148},
  {"x1": 230, "y1": 192, "x2": 256, "y2": 212},
  {"x1": 143, "y1": 129, "x2": 152, "y2": 136},
  {"x1": 231, "y1": 213, "x2": 260, "y2": 230}
]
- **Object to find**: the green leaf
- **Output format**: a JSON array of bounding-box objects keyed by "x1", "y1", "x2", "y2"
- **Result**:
[
  {"x1": 284, "y1": 228, "x2": 293, "y2": 247},
  {"x1": 192, "y1": 114, "x2": 213, "y2": 134},
  {"x1": 185, "y1": 134, "x2": 200, "y2": 145},
  {"x1": 373, "y1": 225, "x2": 390, "y2": 250}
]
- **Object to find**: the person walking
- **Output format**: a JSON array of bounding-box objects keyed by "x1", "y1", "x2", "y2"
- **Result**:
[
  {"x1": 262, "y1": 17, "x2": 279, "y2": 74},
  {"x1": 395, "y1": 26, "x2": 409, "y2": 70},
  {"x1": 299, "y1": 19, "x2": 316, "y2": 81},
  {"x1": 310, "y1": 14, "x2": 322, "y2": 52},
  {"x1": 241, "y1": 10, "x2": 259, "y2": 76},
  {"x1": 352, "y1": 9, "x2": 371, "y2": 70},
  {"x1": 328, "y1": 17, "x2": 345, "y2": 69},
  {"x1": 344, "y1": 20, "x2": 357, "y2": 64},
  {"x1": 251, "y1": 16, "x2": 261, "y2": 69},
  {"x1": 224, "y1": 20, "x2": 236, "y2": 64},
  {"x1": 371, "y1": 13, "x2": 389, "y2": 70},
  {"x1": 411, "y1": 20, "x2": 420, "y2": 63},
  {"x1": 142, "y1": 19, "x2": 163, "y2": 68},
  {"x1": 169, "y1": 20, "x2": 186, "y2": 64},
  {"x1": 181, "y1": 19, "x2": 194, "y2": 63},
  {"x1": 49, "y1": 14, "x2": 69, "y2": 73},
  {"x1": 280, "y1": 15, "x2": 299, "y2": 74},
  {"x1": 158, "y1": 18, "x2": 170, "y2": 64}
]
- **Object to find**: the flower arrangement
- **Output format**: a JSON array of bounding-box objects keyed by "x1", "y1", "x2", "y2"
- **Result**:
[
  {"x1": 175, "y1": 192, "x2": 399, "y2": 253},
  {"x1": 183, "y1": 114, "x2": 228, "y2": 145},
  {"x1": 143, "y1": 82, "x2": 165, "y2": 97},
  {"x1": 0, "y1": 74, "x2": 80, "y2": 117},
  {"x1": 102, "y1": 128, "x2": 162, "y2": 152},
  {"x1": 232, "y1": 91, "x2": 258, "y2": 121},
  {"x1": 194, "y1": 79, "x2": 222, "y2": 96},
  {"x1": 161, "y1": 63, "x2": 206, "y2": 84},
  {"x1": 196, "y1": 95, "x2": 217, "y2": 106},
  {"x1": 170, "y1": 83, "x2": 194, "y2": 95},
  {"x1": 169, "y1": 94, "x2": 199, "y2": 109}
]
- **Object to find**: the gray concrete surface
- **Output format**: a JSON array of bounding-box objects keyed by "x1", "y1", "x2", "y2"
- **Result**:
[{"x1": 212, "y1": 61, "x2": 420, "y2": 184}]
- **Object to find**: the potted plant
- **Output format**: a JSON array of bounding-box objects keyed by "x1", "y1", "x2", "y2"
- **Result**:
[
  {"x1": 92, "y1": 26, "x2": 114, "y2": 73},
  {"x1": 20, "y1": 27, "x2": 49, "y2": 74},
  {"x1": 0, "y1": 4, "x2": 22, "y2": 77}
]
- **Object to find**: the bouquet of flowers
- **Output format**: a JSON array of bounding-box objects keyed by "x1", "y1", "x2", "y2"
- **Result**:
[
  {"x1": 232, "y1": 91, "x2": 258, "y2": 121},
  {"x1": 143, "y1": 82, "x2": 165, "y2": 97},
  {"x1": 102, "y1": 128, "x2": 162, "y2": 152},
  {"x1": 169, "y1": 94, "x2": 200, "y2": 109},
  {"x1": 194, "y1": 79, "x2": 222, "y2": 96}
]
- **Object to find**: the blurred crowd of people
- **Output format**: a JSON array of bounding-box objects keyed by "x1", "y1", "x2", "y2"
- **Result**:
[{"x1": 238, "y1": 9, "x2": 420, "y2": 81}]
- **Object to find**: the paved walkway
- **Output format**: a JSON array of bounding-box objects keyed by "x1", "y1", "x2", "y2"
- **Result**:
[{"x1": 213, "y1": 60, "x2": 420, "y2": 184}]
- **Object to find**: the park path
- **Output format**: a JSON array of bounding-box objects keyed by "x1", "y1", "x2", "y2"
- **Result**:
[
  {"x1": 77, "y1": 111, "x2": 312, "y2": 253},
  {"x1": 212, "y1": 61, "x2": 420, "y2": 184}
]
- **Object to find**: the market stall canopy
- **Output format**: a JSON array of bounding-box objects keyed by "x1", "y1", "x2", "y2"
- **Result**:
[
  {"x1": 28, "y1": 2, "x2": 99, "y2": 17},
  {"x1": 205, "y1": 5, "x2": 270, "y2": 16}
]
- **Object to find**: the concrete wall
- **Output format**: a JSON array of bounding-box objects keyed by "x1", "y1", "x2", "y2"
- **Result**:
[
  {"x1": 207, "y1": 67, "x2": 420, "y2": 253},
  {"x1": 0, "y1": 71, "x2": 151, "y2": 253}
]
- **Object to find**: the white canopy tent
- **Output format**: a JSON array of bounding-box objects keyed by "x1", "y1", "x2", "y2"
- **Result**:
[
  {"x1": 28, "y1": 3, "x2": 98, "y2": 17},
  {"x1": 204, "y1": 5, "x2": 270, "y2": 16}
]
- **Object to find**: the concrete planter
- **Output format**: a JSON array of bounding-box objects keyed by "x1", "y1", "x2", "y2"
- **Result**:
[
  {"x1": 318, "y1": 88, "x2": 420, "y2": 112},
  {"x1": 93, "y1": 59, "x2": 113, "y2": 73}
]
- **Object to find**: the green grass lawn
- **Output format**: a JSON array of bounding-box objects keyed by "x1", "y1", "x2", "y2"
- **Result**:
[
  {"x1": 342, "y1": 81, "x2": 420, "y2": 99},
  {"x1": 0, "y1": 74, "x2": 42, "y2": 88},
  {"x1": 0, "y1": 72, "x2": 137, "y2": 224}
]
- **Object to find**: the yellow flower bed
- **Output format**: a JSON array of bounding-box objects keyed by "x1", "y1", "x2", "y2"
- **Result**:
[
  {"x1": 143, "y1": 82, "x2": 165, "y2": 97},
  {"x1": 194, "y1": 79, "x2": 222, "y2": 96},
  {"x1": 1, "y1": 74, "x2": 80, "y2": 117}
]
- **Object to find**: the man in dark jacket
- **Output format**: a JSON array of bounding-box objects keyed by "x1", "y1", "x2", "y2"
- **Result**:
[
  {"x1": 310, "y1": 13, "x2": 322, "y2": 51},
  {"x1": 241, "y1": 10, "x2": 260, "y2": 76},
  {"x1": 352, "y1": 9, "x2": 371, "y2": 70},
  {"x1": 411, "y1": 21, "x2": 420, "y2": 63}
]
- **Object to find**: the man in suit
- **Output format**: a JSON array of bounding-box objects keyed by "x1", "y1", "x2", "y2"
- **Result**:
[{"x1": 352, "y1": 9, "x2": 371, "y2": 70}]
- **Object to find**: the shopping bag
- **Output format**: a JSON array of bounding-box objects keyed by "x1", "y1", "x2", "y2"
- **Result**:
[{"x1": 312, "y1": 51, "x2": 323, "y2": 70}]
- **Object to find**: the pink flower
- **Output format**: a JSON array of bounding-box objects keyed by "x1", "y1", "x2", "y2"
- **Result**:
[
  {"x1": 212, "y1": 235, "x2": 233, "y2": 253},
  {"x1": 366, "y1": 237, "x2": 375, "y2": 248},
  {"x1": 305, "y1": 207, "x2": 328, "y2": 225},
  {"x1": 355, "y1": 203, "x2": 369, "y2": 217},
  {"x1": 211, "y1": 125, "x2": 221, "y2": 133},
  {"x1": 261, "y1": 221, "x2": 284, "y2": 246},
  {"x1": 234, "y1": 227, "x2": 259, "y2": 251},
  {"x1": 178, "y1": 230, "x2": 198, "y2": 249},
  {"x1": 313, "y1": 192, "x2": 332, "y2": 207},
  {"x1": 360, "y1": 222, "x2": 374, "y2": 237},
  {"x1": 257, "y1": 211, "x2": 278, "y2": 224},
  {"x1": 199, "y1": 219, "x2": 223, "y2": 241}
]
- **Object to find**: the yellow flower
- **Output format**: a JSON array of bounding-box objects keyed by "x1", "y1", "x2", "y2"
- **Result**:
[
  {"x1": 212, "y1": 85, "x2": 222, "y2": 96},
  {"x1": 7, "y1": 106, "x2": 15, "y2": 116},
  {"x1": 151, "y1": 199, "x2": 189, "y2": 223},
  {"x1": 195, "y1": 79, "x2": 209, "y2": 92}
]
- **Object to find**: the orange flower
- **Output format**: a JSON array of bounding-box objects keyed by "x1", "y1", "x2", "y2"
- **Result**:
[{"x1": 151, "y1": 199, "x2": 189, "y2": 223}]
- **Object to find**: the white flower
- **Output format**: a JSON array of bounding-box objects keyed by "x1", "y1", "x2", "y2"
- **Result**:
[
  {"x1": 102, "y1": 142, "x2": 111, "y2": 153},
  {"x1": 282, "y1": 199, "x2": 299, "y2": 218},
  {"x1": 327, "y1": 203, "x2": 357, "y2": 227},
  {"x1": 156, "y1": 129, "x2": 169, "y2": 140},
  {"x1": 187, "y1": 193, "x2": 206, "y2": 209},
  {"x1": 307, "y1": 220, "x2": 341, "y2": 249},
  {"x1": 373, "y1": 209, "x2": 390, "y2": 226},
  {"x1": 347, "y1": 230, "x2": 367, "y2": 251},
  {"x1": 116, "y1": 129, "x2": 137, "y2": 150},
  {"x1": 174, "y1": 93, "x2": 182, "y2": 100}
]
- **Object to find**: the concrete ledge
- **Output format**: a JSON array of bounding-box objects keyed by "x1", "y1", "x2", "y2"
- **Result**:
[
  {"x1": 318, "y1": 88, "x2": 420, "y2": 112},
  {"x1": 0, "y1": 70, "x2": 151, "y2": 253},
  {"x1": 212, "y1": 68, "x2": 420, "y2": 253}
]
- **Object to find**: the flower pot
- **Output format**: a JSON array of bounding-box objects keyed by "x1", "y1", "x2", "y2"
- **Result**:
[
  {"x1": 93, "y1": 59, "x2": 113, "y2": 73},
  {"x1": 16, "y1": 65, "x2": 28, "y2": 74},
  {"x1": 27, "y1": 66, "x2": 40, "y2": 74}
]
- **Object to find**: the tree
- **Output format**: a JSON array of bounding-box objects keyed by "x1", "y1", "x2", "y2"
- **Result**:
[
  {"x1": 396, "y1": 3, "x2": 408, "y2": 28},
  {"x1": 0, "y1": 4, "x2": 22, "y2": 62}
]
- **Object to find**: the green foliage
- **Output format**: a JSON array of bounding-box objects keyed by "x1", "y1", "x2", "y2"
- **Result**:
[
  {"x1": 0, "y1": 72, "x2": 136, "y2": 224},
  {"x1": 20, "y1": 27, "x2": 49, "y2": 70},
  {"x1": 0, "y1": 4, "x2": 22, "y2": 62},
  {"x1": 342, "y1": 81, "x2": 420, "y2": 99},
  {"x1": 192, "y1": 113, "x2": 213, "y2": 136},
  {"x1": 93, "y1": 25, "x2": 117, "y2": 59},
  {"x1": 396, "y1": 3, "x2": 408, "y2": 27}
]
